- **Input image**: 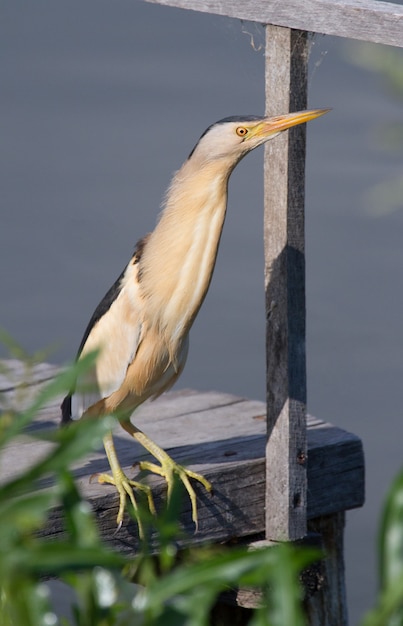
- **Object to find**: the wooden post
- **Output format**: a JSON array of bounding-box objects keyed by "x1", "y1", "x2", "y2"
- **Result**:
[
  {"x1": 305, "y1": 513, "x2": 349, "y2": 626},
  {"x1": 264, "y1": 26, "x2": 309, "y2": 541}
]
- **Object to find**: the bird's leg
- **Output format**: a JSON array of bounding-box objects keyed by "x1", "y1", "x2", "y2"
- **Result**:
[
  {"x1": 96, "y1": 431, "x2": 156, "y2": 534},
  {"x1": 119, "y1": 420, "x2": 212, "y2": 530}
]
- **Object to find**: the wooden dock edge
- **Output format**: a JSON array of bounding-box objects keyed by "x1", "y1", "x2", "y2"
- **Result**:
[{"x1": 1, "y1": 360, "x2": 363, "y2": 624}]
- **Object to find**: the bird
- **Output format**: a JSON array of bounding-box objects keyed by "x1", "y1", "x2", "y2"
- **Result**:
[{"x1": 61, "y1": 108, "x2": 329, "y2": 533}]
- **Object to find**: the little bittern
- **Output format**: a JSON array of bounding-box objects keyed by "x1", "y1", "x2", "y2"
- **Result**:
[{"x1": 61, "y1": 108, "x2": 329, "y2": 532}]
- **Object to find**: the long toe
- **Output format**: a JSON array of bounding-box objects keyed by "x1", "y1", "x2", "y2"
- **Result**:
[
  {"x1": 139, "y1": 457, "x2": 211, "y2": 529},
  {"x1": 120, "y1": 425, "x2": 211, "y2": 529},
  {"x1": 96, "y1": 470, "x2": 156, "y2": 535}
]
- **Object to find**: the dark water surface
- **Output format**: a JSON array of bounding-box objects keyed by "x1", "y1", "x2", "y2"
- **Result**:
[{"x1": 2, "y1": 1, "x2": 403, "y2": 622}]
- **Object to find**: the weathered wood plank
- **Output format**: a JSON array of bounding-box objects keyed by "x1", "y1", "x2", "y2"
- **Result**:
[
  {"x1": 305, "y1": 513, "x2": 348, "y2": 626},
  {"x1": 142, "y1": 0, "x2": 403, "y2": 48},
  {"x1": 0, "y1": 363, "x2": 364, "y2": 554},
  {"x1": 264, "y1": 26, "x2": 308, "y2": 542},
  {"x1": 222, "y1": 532, "x2": 323, "y2": 610},
  {"x1": 222, "y1": 513, "x2": 348, "y2": 626},
  {"x1": 0, "y1": 359, "x2": 61, "y2": 391}
]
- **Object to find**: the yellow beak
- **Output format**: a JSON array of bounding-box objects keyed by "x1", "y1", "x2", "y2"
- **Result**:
[{"x1": 249, "y1": 108, "x2": 331, "y2": 140}]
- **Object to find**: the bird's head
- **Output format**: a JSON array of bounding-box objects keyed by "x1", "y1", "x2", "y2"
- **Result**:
[{"x1": 188, "y1": 109, "x2": 330, "y2": 170}]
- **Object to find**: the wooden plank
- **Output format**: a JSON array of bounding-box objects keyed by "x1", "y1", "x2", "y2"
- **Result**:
[
  {"x1": 305, "y1": 513, "x2": 348, "y2": 626},
  {"x1": 142, "y1": 0, "x2": 403, "y2": 48},
  {"x1": 223, "y1": 532, "x2": 323, "y2": 610},
  {"x1": 0, "y1": 359, "x2": 62, "y2": 414},
  {"x1": 263, "y1": 26, "x2": 308, "y2": 542},
  {"x1": 0, "y1": 363, "x2": 364, "y2": 554},
  {"x1": 222, "y1": 513, "x2": 348, "y2": 626},
  {"x1": 0, "y1": 359, "x2": 61, "y2": 391}
]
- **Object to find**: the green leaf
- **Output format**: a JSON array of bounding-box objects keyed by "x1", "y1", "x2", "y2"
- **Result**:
[
  {"x1": 361, "y1": 576, "x2": 403, "y2": 626},
  {"x1": 262, "y1": 543, "x2": 308, "y2": 626},
  {"x1": 0, "y1": 491, "x2": 57, "y2": 550},
  {"x1": 0, "y1": 352, "x2": 98, "y2": 449},
  {"x1": 0, "y1": 414, "x2": 114, "y2": 503},
  {"x1": 6, "y1": 543, "x2": 125, "y2": 577},
  {"x1": 0, "y1": 579, "x2": 57, "y2": 626},
  {"x1": 133, "y1": 541, "x2": 318, "y2": 624},
  {"x1": 361, "y1": 467, "x2": 403, "y2": 626},
  {"x1": 380, "y1": 469, "x2": 403, "y2": 591},
  {"x1": 58, "y1": 470, "x2": 100, "y2": 548}
]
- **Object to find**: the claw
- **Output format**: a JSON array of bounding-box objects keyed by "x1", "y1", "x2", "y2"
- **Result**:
[
  {"x1": 96, "y1": 469, "x2": 156, "y2": 537},
  {"x1": 139, "y1": 457, "x2": 212, "y2": 530},
  {"x1": 100, "y1": 433, "x2": 157, "y2": 536},
  {"x1": 119, "y1": 422, "x2": 212, "y2": 530},
  {"x1": 89, "y1": 472, "x2": 100, "y2": 484},
  {"x1": 115, "y1": 519, "x2": 123, "y2": 535},
  {"x1": 99, "y1": 428, "x2": 211, "y2": 534}
]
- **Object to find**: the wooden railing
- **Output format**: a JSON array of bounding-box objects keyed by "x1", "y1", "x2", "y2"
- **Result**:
[
  {"x1": 2, "y1": 2, "x2": 400, "y2": 623},
  {"x1": 144, "y1": 0, "x2": 403, "y2": 47},
  {"x1": 142, "y1": 0, "x2": 402, "y2": 546}
]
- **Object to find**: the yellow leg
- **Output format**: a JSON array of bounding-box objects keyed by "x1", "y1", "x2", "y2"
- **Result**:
[
  {"x1": 97, "y1": 432, "x2": 156, "y2": 535},
  {"x1": 119, "y1": 420, "x2": 212, "y2": 530}
]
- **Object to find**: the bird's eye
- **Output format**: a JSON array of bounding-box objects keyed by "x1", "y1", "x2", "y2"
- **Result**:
[{"x1": 236, "y1": 127, "x2": 248, "y2": 137}]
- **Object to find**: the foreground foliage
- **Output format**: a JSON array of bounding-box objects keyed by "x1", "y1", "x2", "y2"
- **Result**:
[
  {"x1": 0, "y1": 355, "x2": 318, "y2": 626},
  {"x1": 1, "y1": 350, "x2": 403, "y2": 625}
]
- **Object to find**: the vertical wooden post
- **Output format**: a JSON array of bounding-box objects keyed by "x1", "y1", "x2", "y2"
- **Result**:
[{"x1": 264, "y1": 26, "x2": 309, "y2": 541}]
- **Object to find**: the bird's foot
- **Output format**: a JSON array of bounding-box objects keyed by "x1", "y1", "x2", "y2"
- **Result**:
[
  {"x1": 93, "y1": 469, "x2": 156, "y2": 536},
  {"x1": 139, "y1": 454, "x2": 212, "y2": 531}
]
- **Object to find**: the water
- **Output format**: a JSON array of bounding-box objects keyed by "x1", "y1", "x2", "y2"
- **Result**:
[{"x1": 2, "y1": 1, "x2": 403, "y2": 622}]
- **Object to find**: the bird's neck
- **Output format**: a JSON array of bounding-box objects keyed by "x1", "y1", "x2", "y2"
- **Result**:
[{"x1": 139, "y1": 158, "x2": 232, "y2": 349}]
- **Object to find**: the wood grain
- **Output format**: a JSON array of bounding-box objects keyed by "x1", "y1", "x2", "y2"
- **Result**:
[
  {"x1": 0, "y1": 362, "x2": 364, "y2": 555},
  {"x1": 143, "y1": 0, "x2": 403, "y2": 48},
  {"x1": 224, "y1": 513, "x2": 348, "y2": 626},
  {"x1": 263, "y1": 26, "x2": 309, "y2": 542},
  {"x1": 305, "y1": 513, "x2": 348, "y2": 626}
]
